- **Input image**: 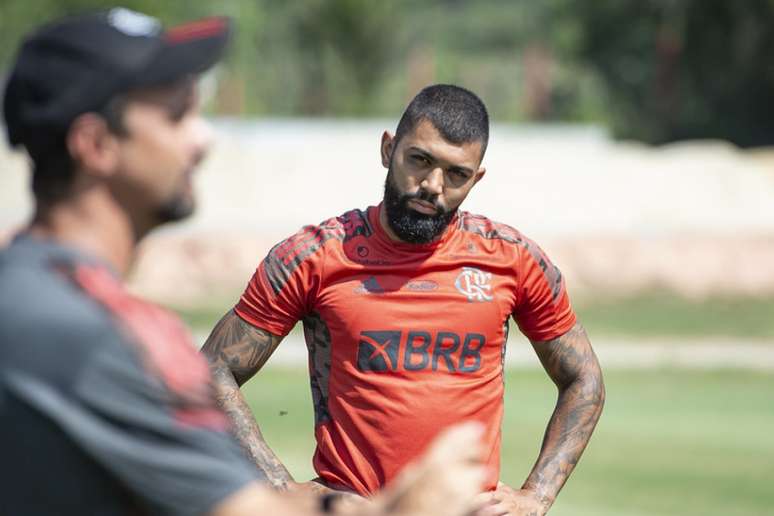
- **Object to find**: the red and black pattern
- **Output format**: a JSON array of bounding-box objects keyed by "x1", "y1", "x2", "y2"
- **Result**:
[
  {"x1": 339, "y1": 209, "x2": 373, "y2": 242},
  {"x1": 459, "y1": 212, "x2": 565, "y2": 303},
  {"x1": 263, "y1": 225, "x2": 343, "y2": 295},
  {"x1": 65, "y1": 263, "x2": 228, "y2": 431}
]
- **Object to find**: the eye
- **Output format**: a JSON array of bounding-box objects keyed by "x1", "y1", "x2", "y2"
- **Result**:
[
  {"x1": 411, "y1": 154, "x2": 431, "y2": 165},
  {"x1": 165, "y1": 94, "x2": 195, "y2": 122},
  {"x1": 168, "y1": 104, "x2": 189, "y2": 122},
  {"x1": 449, "y1": 168, "x2": 470, "y2": 180}
]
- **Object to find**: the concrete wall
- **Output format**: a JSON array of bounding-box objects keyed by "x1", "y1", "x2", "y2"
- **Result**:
[{"x1": 3, "y1": 119, "x2": 773, "y2": 305}]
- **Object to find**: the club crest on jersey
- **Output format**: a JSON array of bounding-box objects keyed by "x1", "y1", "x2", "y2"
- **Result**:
[{"x1": 455, "y1": 267, "x2": 494, "y2": 302}]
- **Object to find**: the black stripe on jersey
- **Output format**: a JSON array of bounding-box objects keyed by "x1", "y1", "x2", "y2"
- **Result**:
[
  {"x1": 302, "y1": 311, "x2": 332, "y2": 425},
  {"x1": 263, "y1": 224, "x2": 345, "y2": 295}
]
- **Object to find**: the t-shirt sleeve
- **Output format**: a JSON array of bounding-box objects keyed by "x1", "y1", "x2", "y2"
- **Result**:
[
  {"x1": 4, "y1": 330, "x2": 260, "y2": 516},
  {"x1": 511, "y1": 239, "x2": 577, "y2": 342},
  {"x1": 234, "y1": 228, "x2": 324, "y2": 336}
]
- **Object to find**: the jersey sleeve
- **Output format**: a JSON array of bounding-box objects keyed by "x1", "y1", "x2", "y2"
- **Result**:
[
  {"x1": 511, "y1": 239, "x2": 577, "y2": 342},
  {"x1": 235, "y1": 227, "x2": 325, "y2": 336},
  {"x1": 3, "y1": 329, "x2": 260, "y2": 516}
]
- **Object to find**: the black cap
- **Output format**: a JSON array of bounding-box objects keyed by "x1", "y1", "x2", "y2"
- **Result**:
[{"x1": 3, "y1": 7, "x2": 231, "y2": 148}]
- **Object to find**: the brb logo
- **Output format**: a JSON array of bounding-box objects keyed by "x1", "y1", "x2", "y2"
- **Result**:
[
  {"x1": 356, "y1": 330, "x2": 485, "y2": 373},
  {"x1": 455, "y1": 267, "x2": 494, "y2": 302}
]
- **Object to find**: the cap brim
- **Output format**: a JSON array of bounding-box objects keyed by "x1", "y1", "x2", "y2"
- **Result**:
[{"x1": 136, "y1": 16, "x2": 231, "y2": 88}]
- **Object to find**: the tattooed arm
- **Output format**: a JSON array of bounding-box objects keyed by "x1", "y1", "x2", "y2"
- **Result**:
[
  {"x1": 524, "y1": 322, "x2": 604, "y2": 509},
  {"x1": 475, "y1": 322, "x2": 604, "y2": 516},
  {"x1": 201, "y1": 309, "x2": 293, "y2": 489}
]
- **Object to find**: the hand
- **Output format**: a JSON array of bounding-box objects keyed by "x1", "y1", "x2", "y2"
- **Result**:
[
  {"x1": 374, "y1": 422, "x2": 486, "y2": 516},
  {"x1": 288, "y1": 479, "x2": 370, "y2": 514},
  {"x1": 471, "y1": 483, "x2": 548, "y2": 516}
]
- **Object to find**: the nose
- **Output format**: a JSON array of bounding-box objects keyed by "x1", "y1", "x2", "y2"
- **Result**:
[
  {"x1": 189, "y1": 115, "x2": 214, "y2": 165},
  {"x1": 421, "y1": 166, "x2": 444, "y2": 196}
]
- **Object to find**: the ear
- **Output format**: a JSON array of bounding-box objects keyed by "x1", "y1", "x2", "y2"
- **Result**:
[
  {"x1": 66, "y1": 113, "x2": 120, "y2": 178},
  {"x1": 380, "y1": 131, "x2": 394, "y2": 168},
  {"x1": 473, "y1": 166, "x2": 486, "y2": 185}
]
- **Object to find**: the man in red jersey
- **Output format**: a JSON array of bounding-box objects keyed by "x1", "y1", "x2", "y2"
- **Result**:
[
  {"x1": 203, "y1": 84, "x2": 605, "y2": 515},
  {"x1": 1, "y1": 10, "x2": 486, "y2": 516}
]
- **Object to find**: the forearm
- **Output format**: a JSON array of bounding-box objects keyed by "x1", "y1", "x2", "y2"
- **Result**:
[
  {"x1": 522, "y1": 366, "x2": 605, "y2": 509},
  {"x1": 209, "y1": 364, "x2": 294, "y2": 488},
  {"x1": 201, "y1": 309, "x2": 293, "y2": 489}
]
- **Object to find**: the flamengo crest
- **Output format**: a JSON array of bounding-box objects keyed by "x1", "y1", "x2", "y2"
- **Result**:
[{"x1": 454, "y1": 267, "x2": 493, "y2": 302}]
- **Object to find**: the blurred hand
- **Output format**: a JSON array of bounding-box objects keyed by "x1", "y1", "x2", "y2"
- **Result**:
[
  {"x1": 288, "y1": 479, "x2": 370, "y2": 514},
  {"x1": 471, "y1": 483, "x2": 547, "y2": 516},
  {"x1": 373, "y1": 421, "x2": 486, "y2": 516}
]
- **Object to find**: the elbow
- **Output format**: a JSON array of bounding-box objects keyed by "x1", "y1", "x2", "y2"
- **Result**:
[
  {"x1": 201, "y1": 346, "x2": 217, "y2": 365},
  {"x1": 568, "y1": 363, "x2": 605, "y2": 418},
  {"x1": 588, "y1": 367, "x2": 606, "y2": 418},
  {"x1": 200, "y1": 347, "x2": 234, "y2": 384}
]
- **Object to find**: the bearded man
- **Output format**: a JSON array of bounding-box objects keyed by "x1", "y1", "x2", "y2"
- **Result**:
[{"x1": 202, "y1": 84, "x2": 605, "y2": 516}]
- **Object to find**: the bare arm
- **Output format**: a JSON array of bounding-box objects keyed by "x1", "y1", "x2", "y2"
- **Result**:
[
  {"x1": 210, "y1": 423, "x2": 487, "y2": 516},
  {"x1": 201, "y1": 309, "x2": 293, "y2": 489},
  {"x1": 475, "y1": 322, "x2": 604, "y2": 516},
  {"x1": 210, "y1": 481, "x2": 316, "y2": 516},
  {"x1": 524, "y1": 322, "x2": 605, "y2": 512}
]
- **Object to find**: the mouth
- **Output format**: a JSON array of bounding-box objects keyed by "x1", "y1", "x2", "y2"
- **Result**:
[{"x1": 407, "y1": 198, "x2": 439, "y2": 216}]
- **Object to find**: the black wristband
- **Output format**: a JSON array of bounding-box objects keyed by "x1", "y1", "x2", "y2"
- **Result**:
[{"x1": 320, "y1": 492, "x2": 343, "y2": 513}]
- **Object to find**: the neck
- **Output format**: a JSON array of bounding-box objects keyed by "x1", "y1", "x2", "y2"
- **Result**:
[{"x1": 27, "y1": 185, "x2": 141, "y2": 276}]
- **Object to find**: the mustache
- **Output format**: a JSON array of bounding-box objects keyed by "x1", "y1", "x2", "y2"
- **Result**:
[{"x1": 401, "y1": 189, "x2": 444, "y2": 215}]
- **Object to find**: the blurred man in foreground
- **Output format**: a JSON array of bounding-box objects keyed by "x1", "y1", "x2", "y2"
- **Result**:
[
  {"x1": 204, "y1": 84, "x2": 606, "y2": 515},
  {"x1": 0, "y1": 9, "x2": 485, "y2": 515}
]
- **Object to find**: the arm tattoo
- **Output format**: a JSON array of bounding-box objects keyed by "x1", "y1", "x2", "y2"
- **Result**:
[
  {"x1": 523, "y1": 322, "x2": 605, "y2": 510},
  {"x1": 201, "y1": 309, "x2": 293, "y2": 489}
]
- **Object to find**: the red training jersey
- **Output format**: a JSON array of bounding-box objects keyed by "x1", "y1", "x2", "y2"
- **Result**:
[{"x1": 235, "y1": 204, "x2": 576, "y2": 495}]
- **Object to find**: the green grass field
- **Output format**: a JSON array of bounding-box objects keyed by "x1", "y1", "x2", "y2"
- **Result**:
[
  {"x1": 243, "y1": 367, "x2": 774, "y2": 516},
  {"x1": 175, "y1": 292, "x2": 774, "y2": 340},
  {"x1": 572, "y1": 292, "x2": 774, "y2": 340}
]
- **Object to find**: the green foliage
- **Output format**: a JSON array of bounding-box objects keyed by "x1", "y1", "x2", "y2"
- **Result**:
[
  {"x1": 555, "y1": 0, "x2": 774, "y2": 145},
  {"x1": 4, "y1": 0, "x2": 774, "y2": 144},
  {"x1": 0, "y1": 1, "x2": 218, "y2": 64}
]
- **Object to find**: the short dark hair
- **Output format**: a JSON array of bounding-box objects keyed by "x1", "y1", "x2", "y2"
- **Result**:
[
  {"x1": 394, "y1": 84, "x2": 489, "y2": 158},
  {"x1": 25, "y1": 95, "x2": 128, "y2": 204}
]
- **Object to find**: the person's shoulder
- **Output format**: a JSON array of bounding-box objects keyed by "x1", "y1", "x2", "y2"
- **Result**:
[
  {"x1": 458, "y1": 211, "x2": 560, "y2": 266},
  {"x1": 267, "y1": 206, "x2": 374, "y2": 261},
  {"x1": 304, "y1": 206, "x2": 374, "y2": 241},
  {"x1": 0, "y1": 249, "x2": 106, "y2": 329},
  {"x1": 0, "y1": 259, "x2": 126, "y2": 387},
  {"x1": 457, "y1": 211, "x2": 531, "y2": 248}
]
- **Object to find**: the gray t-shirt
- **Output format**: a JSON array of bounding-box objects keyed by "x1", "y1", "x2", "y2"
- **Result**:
[{"x1": 0, "y1": 235, "x2": 261, "y2": 515}]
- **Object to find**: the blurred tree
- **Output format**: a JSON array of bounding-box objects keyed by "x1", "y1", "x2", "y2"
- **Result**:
[
  {"x1": 291, "y1": 0, "x2": 399, "y2": 114},
  {"x1": 557, "y1": 0, "x2": 774, "y2": 146},
  {"x1": 3, "y1": 0, "x2": 774, "y2": 146}
]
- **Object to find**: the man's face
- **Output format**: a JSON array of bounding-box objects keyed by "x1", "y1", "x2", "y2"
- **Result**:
[
  {"x1": 381, "y1": 119, "x2": 485, "y2": 243},
  {"x1": 110, "y1": 80, "x2": 212, "y2": 225}
]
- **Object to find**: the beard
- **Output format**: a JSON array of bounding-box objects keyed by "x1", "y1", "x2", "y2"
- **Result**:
[
  {"x1": 383, "y1": 168, "x2": 457, "y2": 244},
  {"x1": 155, "y1": 194, "x2": 195, "y2": 224}
]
